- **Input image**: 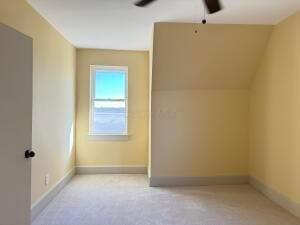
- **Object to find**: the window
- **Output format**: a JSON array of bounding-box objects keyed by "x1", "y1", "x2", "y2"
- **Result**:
[{"x1": 89, "y1": 65, "x2": 128, "y2": 136}]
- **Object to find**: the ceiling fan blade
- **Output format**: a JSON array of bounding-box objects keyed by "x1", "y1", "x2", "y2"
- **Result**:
[
  {"x1": 203, "y1": 0, "x2": 223, "y2": 14},
  {"x1": 135, "y1": 0, "x2": 157, "y2": 7}
]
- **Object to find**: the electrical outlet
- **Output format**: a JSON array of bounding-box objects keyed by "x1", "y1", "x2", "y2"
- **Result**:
[{"x1": 45, "y1": 174, "x2": 50, "y2": 186}]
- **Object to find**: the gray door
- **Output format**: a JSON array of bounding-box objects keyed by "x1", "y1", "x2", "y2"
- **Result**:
[{"x1": 0, "y1": 23, "x2": 33, "y2": 225}]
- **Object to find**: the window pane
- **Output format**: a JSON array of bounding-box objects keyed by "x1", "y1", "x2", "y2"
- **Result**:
[
  {"x1": 91, "y1": 101, "x2": 126, "y2": 134},
  {"x1": 94, "y1": 69, "x2": 126, "y2": 99}
]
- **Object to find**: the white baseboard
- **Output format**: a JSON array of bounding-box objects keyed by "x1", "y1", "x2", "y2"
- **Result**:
[
  {"x1": 249, "y1": 176, "x2": 300, "y2": 218},
  {"x1": 76, "y1": 165, "x2": 148, "y2": 174},
  {"x1": 149, "y1": 175, "x2": 248, "y2": 187},
  {"x1": 31, "y1": 168, "x2": 75, "y2": 221}
]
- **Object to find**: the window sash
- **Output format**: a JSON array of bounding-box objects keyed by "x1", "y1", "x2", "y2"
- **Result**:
[
  {"x1": 92, "y1": 98, "x2": 125, "y2": 101},
  {"x1": 89, "y1": 65, "x2": 128, "y2": 136}
]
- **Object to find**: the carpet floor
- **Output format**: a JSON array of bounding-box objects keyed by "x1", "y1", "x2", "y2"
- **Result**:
[{"x1": 32, "y1": 175, "x2": 300, "y2": 225}]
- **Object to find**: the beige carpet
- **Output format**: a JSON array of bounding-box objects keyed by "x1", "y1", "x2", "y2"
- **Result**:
[{"x1": 32, "y1": 175, "x2": 300, "y2": 225}]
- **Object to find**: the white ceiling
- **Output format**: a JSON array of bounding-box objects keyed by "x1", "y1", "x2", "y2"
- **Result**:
[{"x1": 27, "y1": 0, "x2": 300, "y2": 50}]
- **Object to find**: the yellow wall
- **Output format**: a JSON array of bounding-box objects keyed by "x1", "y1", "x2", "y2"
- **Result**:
[
  {"x1": 0, "y1": 0, "x2": 76, "y2": 204},
  {"x1": 76, "y1": 49, "x2": 149, "y2": 166},
  {"x1": 249, "y1": 11, "x2": 300, "y2": 203},
  {"x1": 150, "y1": 23, "x2": 272, "y2": 178},
  {"x1": 152, "y1": 90, "x2": 249, "y2": 177},
  {"x1": 152, "y1": 23, "x2": 272, "y2": 91}
]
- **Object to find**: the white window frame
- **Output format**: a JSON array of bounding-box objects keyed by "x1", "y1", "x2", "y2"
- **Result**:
[{"x1": 89, "y1": 65, "x2": 128, "y2": 138}]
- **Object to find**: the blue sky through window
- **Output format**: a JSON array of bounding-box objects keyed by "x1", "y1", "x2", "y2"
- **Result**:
[
  {"x1": 95, "y1": 69, "x2": 125, "y2": 99},
  {"x1": 92, "y1": 68, "x2": 127, "y2": 134}
]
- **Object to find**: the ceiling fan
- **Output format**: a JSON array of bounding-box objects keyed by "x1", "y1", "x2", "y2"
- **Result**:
[{"x1": 135, "y1": 0, "x2": 223, "y2": 14}]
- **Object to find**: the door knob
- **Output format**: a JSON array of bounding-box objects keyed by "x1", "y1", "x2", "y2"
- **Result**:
[{"x1": 25, "y1": 150, "x2": 35, "y2": 159}]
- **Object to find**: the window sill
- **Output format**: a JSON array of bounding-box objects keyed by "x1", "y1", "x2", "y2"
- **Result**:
[{"x1": 88, "y1": 134, "x2": 130, "y2": 141}]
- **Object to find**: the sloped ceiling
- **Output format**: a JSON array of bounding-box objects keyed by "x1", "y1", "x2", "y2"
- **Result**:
[{"x1": 152, "y1": 23, "x2": 273, "y2": 90}]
